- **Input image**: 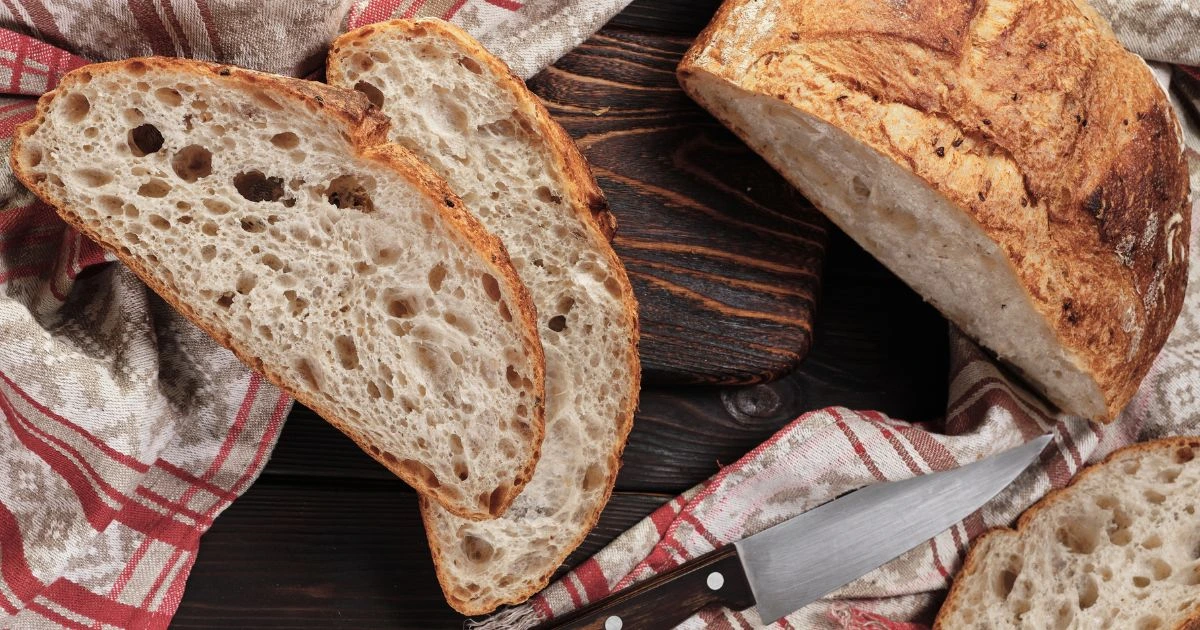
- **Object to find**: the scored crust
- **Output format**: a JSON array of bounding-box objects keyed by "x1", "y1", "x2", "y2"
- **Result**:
[
  {"x1": 678, "y1": 0, "x2": 1190, "y2": 421},
  {"x1": 329, "y1": 18, "x2": 641, "y2": 614},
  {"x1": 9, "y1": 56, "x2": 546, "y2": 521},
  {"x1": 935, "y1": 436, "x2": 1200, "y2": 629}
]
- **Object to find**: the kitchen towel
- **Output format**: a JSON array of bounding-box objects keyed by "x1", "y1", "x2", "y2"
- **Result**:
[
  {"x1": 0, "y1": 1, "x2": 631, "y2": 627},
  {"x1": 477, "y1": 19, "x2": 1200, "y2": 630}
]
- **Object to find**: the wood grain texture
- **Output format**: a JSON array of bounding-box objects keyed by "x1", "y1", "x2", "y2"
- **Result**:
[
  {"x1": 609, "y1": 0, "x2": 724, "y2": 34},
  {"x1": 174, "y1": 480, "x2": 668, "y2": 629},
  {"x1": 528, "y1": 29, "x2": 828, "y2": 385}
]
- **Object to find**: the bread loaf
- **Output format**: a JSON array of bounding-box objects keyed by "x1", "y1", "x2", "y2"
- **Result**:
[
  {"x1": 328, "y1": 19, "x2": 640, "y2": 614},
  {"x1": 678, "y1": 0, "x2": 1191, "y2": 421},
  {"x1": 10, "y1": 58, "x2": 546, "y2": 520},
  {"x1": 935, "y1": 437, "x2": 1200, "y2": 629}
]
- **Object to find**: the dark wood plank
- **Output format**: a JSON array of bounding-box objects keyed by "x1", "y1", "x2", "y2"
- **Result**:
[
  {"x1": 529, "y1": 29, "x2": 828, "y2": 385},
  {"x1": 609, "y1": 0, "x2": 724, "y2": 34},
  {"x1": 174, "y1": 481, "x2": 667, "y2": 629}
]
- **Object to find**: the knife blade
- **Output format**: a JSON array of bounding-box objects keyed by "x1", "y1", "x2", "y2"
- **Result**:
[{"x1": 538, "y1": 434, "x2": 1052, "y2": 629}]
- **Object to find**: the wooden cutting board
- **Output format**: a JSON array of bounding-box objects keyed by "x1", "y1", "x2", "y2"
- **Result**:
[{"x1": 528, "y1": 29, "x2": 828, "y2": 385}]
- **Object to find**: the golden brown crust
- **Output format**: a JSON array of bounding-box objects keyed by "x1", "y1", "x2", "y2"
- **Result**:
[
  {"x1": 679, "y1": 0, "x2": 1190, "y2": 421},
  {"x1": 934, "y1": 436, "x2": 1200, "y2": 628},
  {"x1": 330, "y1": 18, "x2": 641, "y2": 614},
  {"x1": 9, "y1": 56, "x2": 546, "y2": 521}
]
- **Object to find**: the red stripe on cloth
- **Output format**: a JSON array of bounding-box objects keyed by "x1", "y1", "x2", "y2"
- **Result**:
[
  {"x1": 153, "y1": 460, "x2": 239, "y2": 503},
  {"x1": 0, "y1": 499, "x2": 42, "y2": 605},
  {"x1": 193, "y1": 0, "x2": 224, "y2": 59},
  {"x1": 139, "y1": 546, "x2": 183, "y2": 609},
  {"x1": 126, "y1": 0, "x2": 176, "y2": 56},
  {"x1": 531, "y1": 595, "x2": 553, "y2": 622},
  {"x1": 649, "y1": 500, "x2": 677, "y2": 536},
  {"x1": 873, "y1": 424, "x2": 922, "y2": 475},
  {"x1": 106, "y1": 537, "x2": 153, "y2": 599},
  {"x1": 927, "y1": 536, "x2": 950, "y2": 579},
  {"x1": 677, "y1": 510, "x2": 722, "y2": 548},
  {"x1": 348, "y1": 0, "x2": 406, "y2": 28},
  {"x1": 13, "y1": 0, "x2": 67, "y2": 47},
  {"x1": 0, "y1": 370, "x2": 151, "y2": 473},
  {"x1": 7, "y1": 32, "x2": 28, "y2": 92},
  {"x1": 401, "y1": 0, "x2": 429, "y2": 18},
  {"x1": 485, "y1": 0, "x2": 523, "y2": 9},
  {"x1": 26, "y1": 600, "x2": 92, "y2": 630},
  {"x1": 560, "y1": 571, "x2": 583, "y2": 608},
  {"x1": 173, "y1": 375, "x2": 263, "y2": 522},
  {"x1": 572, "y1": 559, "x2": 610, "y2": 602},
  {"x1": 45, "y1": 578, "x2": 171, "y2": 629},
  {"x1": 834, "y1": 412, "x2": 886, "y2": 482},
  {"x1": 75, "y1": 237, "x2": 107, "y2": 270},
  {"x1": 213, "y1": 389, "x2": 290, "y2": 499},
  {"x1": 158, "y1": 2, "x2": 192, "y2": 58},
  {"x1": 0, "y1": 103, "x2": 36, "y2": 137},
  {"x1": 0, "y1": 99, "x2": 34, "y2": 115},
  {"x1": 0, "y1": 262, "x2": 43, "y2": 285},
  {"x1": 887, "y1": 423, "x2": 959, "y2": 471},
  {"x1": 135, "y1": 487, "x2": 211, "y2": 525}
]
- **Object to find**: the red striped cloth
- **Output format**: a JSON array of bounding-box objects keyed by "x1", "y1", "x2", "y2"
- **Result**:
[{"x1": 0, "y1": 1, "x2": 630, "y2": 627}]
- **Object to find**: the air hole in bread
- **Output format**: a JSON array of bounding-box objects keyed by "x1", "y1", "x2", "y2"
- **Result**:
[
  {"x1": 1144, "y1": 488, "x2": 1166, "y2": 504},
  {"x1": 201, "y1": 221, "x2": 219, "y2": 236},
  {"x1": 294, "y1": 357, "x2": 320, "y2": 389},
  {"x1": 128, "y1": 123, "x2": 163, "y2": 156},
  {"x1": 19, "y1": 142, "x2": 42, "y2": 168},
  {"x1": 1133, "y1": 575, "x2": 1151, "y2": 588},
  {"x1": 505, "y1": 365, "x2": 521, "y2": 389},
  {"x1": 82, "y1": 126, "x2": 98, "y2": 139},
  {"x1": 582, "y1": 463, "x2": 604, "y2": 491},
  {"x1": 240, "y1": 217, "x2": 266, "y2": 233},
  {"x1": 450, "y1": 351, "x2": 463, "y2": 366},
  {"x1": 123, "y1": 232, "x2": 140, "y2": 245},
  {"x1": 353, "y1": 81, "x2": 385, "y2": 108},
  {"x1": 216, "y1": 292, "x2": 234, "y2": 309},
  {"x1": 851, "y1": 175, "x2": 871, "y2": 200},
  {"x1": 1056, "y1": 519, "x2": 1100, "y2": 554},
  {"x1": 1078, "y1": 574, "x2": 1098, "y2": 609},
  {"x1": 1151, "y1": 558, "x2": 1172, "y2": 580},
  {"x1": 61, "y1": 92, "x2": 90, "y2": 123},
  {"x1": 458, "y1": 56, "x2": 483, "y2": 75},
  {"x1": 480, "y1": 273, "x2": 501, "y2": 301},
  {"x1": 326, "y1": 174, "x2": 376, "y2": 213},
  {"x1": 1160, "y1": 467, "x2": 1182, "y2": 483},
  {"x1": 486, "y1": 485, "x2": 509, "y2": 514},
  {"x1": 260, "y1": 253, "x2": 283, "y2": 271},
  {"x1": 270, "y1": 132, "x2": 299, "y2": 149},
  {"x1": 137, "y1": 178, "x2": 171, "y2": 198},
  {"x1": 236, "y1": 272, "x2": 256, "y2": 295},
  {"x1": 334, "y1": 335, "x2": 360, "y2": 370},
  {"x1": 284, "y1": 289, "x2": 308, "y2": 316},
  {"x1": 1136, "y1": 616, "x2": 1163, "y2": 630},
  {"x1": 498, "y1": 300, "x2": 512, "y2": 322},
  {"x1": 350, "y1": 53, "x2": 374, "y2": 72},
  {"x1": 201, "y1": 198, "x2": 231, "y2": 215},
  {"x1": 397, "y1": 459, "x2": 440, "y2": 489},
  {"x1": 154, "y1": 87, "x2": 182, "y2": 107},
  {"x1": 1123, "y1": 460, "x2": 1141, "y2": 475},
  {"x1": 171, "y1": 145, "x2": 213, "y2": 182},
  {"x1": 534, "y1": 186, "x2": 561, "y2": 204},
  {"x1": 1176, "y1": 447, "x2": 1196, "y2": 464},
  {"x1": 201, "y1": 245, "x2": 216, "y2": 261},
  {"x1": 548, "y1": 315, "x2": 566, "y2": 332},
  {"x1": 462, "y1": 535, "x2": 493, "y2": 563},
  {"x1": 993, "y1": 556, "x2": 1021, "y2": 598},
  {"x1": 385, "y1": 295, "x2": 413, "y2": 318},
  {"x1": 428, "y1": 264, "x2": 447, "y2": 292},
  {"x1": 73, "y1": 168, "x2": 112, "y2": 187},
  {"x1": 148, "y1": 214, "x2": 170, "y2": 230},
  {"x1": 453, "y1": 458, "x2": 469, "y2": 481},
  {"x1": 515, "y1": 404, "x2": 528, "y2": 418},
  {"x1": 233, "y1": 170, "x2": 285, "y2": 202},
  {"x1": 1143, "y1": 534, "x2": 1162, "y2": 549}
]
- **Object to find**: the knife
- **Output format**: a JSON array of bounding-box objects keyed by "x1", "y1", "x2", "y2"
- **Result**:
[{"x1": 538, "y1": 434, "x2": 1052, "y2": 629}]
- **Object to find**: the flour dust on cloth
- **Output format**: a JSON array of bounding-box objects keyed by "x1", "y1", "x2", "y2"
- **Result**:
[
  {"x1": 476, "y1": 21, "x2": 1200, "y2": 630},
  {"x1": 0, "y1": 1, "x2": 631, "y2": 627}
]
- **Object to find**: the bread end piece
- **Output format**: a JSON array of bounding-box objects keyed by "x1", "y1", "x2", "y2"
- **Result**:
[
  {"x1": 678, "y1": 0, "x2": 1190, "y2": 421},
  {"x1": 935, "y1": 437, "x2": 1200, "y2": 629},
  {"x1": 12, "y1": 57, "x2": 546, "y2": 520}
]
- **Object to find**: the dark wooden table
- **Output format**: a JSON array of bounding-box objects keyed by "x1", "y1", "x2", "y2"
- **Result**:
[{"x1": 172, "y1": 3, "x2": 949, "y2": 627}]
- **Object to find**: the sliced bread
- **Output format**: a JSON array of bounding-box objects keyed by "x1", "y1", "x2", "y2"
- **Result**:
[
  {"x1": 10, "y1": 58, "x2": 546, "y2": 520},
  {"x1": 328, "y1": 19, "x2": 640, "y2": 614},
  {"x1": 678, "y1": 0, "x2": 1191, "y2": 421},
  {"x1": 936, "y1": 437, "x2": 1200, "y2": 629}
]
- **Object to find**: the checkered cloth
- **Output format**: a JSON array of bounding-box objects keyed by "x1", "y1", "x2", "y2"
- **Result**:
[
  {"x1": 476, "y1": 21, "x2": 1200, "y2": 630},
  {"x1": 0, "y1": 1, "x2": 629, "y2": 627}
]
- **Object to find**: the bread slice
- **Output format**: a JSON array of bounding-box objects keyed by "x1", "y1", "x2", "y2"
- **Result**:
[
  {"x1": 678, "y1": 0, "x2": 1191, "y2": 421},
  {"x1": 328, "y1": 19, "x2": 640, "y2": 614},
  {"x1": 935, "y1": 437, "x2": 1200, "y2": 629},
  {"x1": 10, "y1": 57, "x2": 547, "y2": 520}
]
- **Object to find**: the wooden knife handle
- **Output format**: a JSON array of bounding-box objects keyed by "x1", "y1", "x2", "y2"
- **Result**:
[{"x1": 537, "y1": 546, "x2": 756, "y2": 629}]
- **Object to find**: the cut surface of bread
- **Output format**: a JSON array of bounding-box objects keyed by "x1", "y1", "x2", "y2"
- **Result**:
[
  {"x1": 11, "y1": 57, "x2": 546, "y2": 520},
  {"x1": 329, "y1": 19, "x2": 640, "y2": 614},
  {"x1": 679, "y1": 0, "x2": 1191, "y2": 421},
  {"x1": 936, "y1": 437, "x2": 1200, "y2": 629}
]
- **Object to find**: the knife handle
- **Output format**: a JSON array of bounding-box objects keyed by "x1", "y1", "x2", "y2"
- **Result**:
[{"x1": 537, "y1": 545, "x2": 756, "y2": 629}]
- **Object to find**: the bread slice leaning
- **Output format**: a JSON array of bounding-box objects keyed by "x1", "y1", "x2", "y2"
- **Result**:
[
  {"x1": 329, "y1": 19, "x2": 640, "y2": 614},
  {"x1": 935, "y1": 437, "x2": 1200, "y2": 629},
  {"x1": 678, "y1": 0, "x2": 1191, "y2": 421},
  {"x1": 10, "y1": 58, "x2": 546, "y2": 520}
]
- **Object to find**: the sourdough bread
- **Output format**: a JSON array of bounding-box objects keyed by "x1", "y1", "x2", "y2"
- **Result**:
[
  {"x1": 329, "y1": 19, "x2": 640, "y2": 614},
  {"x1": 935, "y1": 437, "x2": 1200, "y2": 629},
  {"x1": 678, "y1": 0, "x2": 1191, "y2": 421},
  {"x1": 10, "y1": 58, "x2": 546, "y2": 520}
]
